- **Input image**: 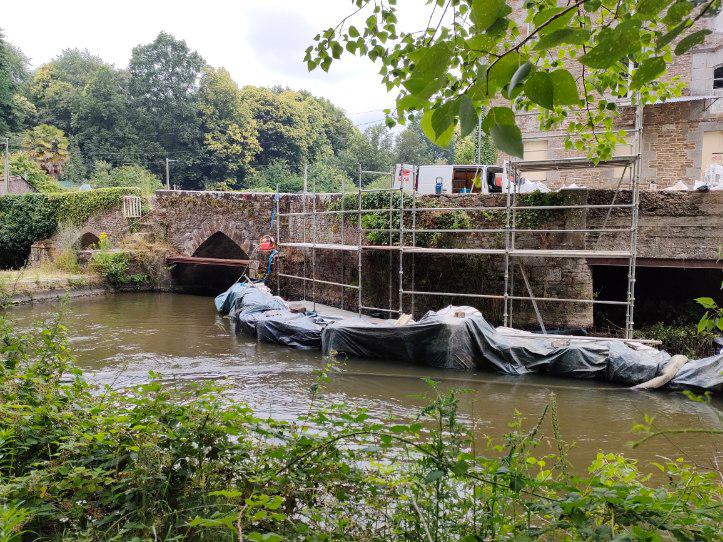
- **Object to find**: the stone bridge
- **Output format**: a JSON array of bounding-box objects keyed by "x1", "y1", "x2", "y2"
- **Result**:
[{"x1": 144, "y1": 189, "x2": 722, "y2": 328}]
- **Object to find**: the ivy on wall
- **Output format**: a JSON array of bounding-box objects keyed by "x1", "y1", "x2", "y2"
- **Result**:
[{"x1": 0, "y1": 187, "x2": 141, "y2": 268}]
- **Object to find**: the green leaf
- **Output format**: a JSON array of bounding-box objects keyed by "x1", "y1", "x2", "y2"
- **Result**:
[
  {"x1": 549, "y1": 69, "x2": 580, "y2": 105},
  {"x1": 695, "y1": 297, "x2": 716, "y2": 309},
  {"x1": 348, "y1": 25, "x2": 360, "y2": 38},
  {"x1": 458, "y1": 96, "x2": 478, "y2": 138},
  {"x1": 524, "y1": 72, "x2": 554, "y2": 110},
  {"x1": 488, "y1": 52, "x2": 523, "y2": 93},
  {"x1": 674, "y1": 29, "x2": 711, "y2": 55},
  {"x1": 630, "y1": 56, "x2": 666, "y2": 89},
  {"x1": 663, "y1": 0, "x2": 694, "y2": 25},
  {"x1": 509, "y1": 61, "x2": 533, "y2": 93},
  {"x1": 424, "y1": 469, "x2": 446, "y2": 483},
  {"x1": 637, "y1": 0, "x2": 674, "y2": 19},
  {"x1": 656, "y1": 22, "x2": 687, "y2": 50},
  {"x1": 481, "y1": 106, "x2": 516, "y2": 133},
  {"x1": 408, "y1": 41, "x2": 451, "y2": 79},
  {"x1": 421, "y1": 107, "x2": 455, "y2": 147},
  {"x1": 470, "y1": 0, "x2": 510, "y2": 31},
  {"x1": 491, "y1": 123, "x2": 523, "y2": 158},
  {"x1": 533, "y1": 6, "x2": 576, "y2": 35},
  {"x1": 331, "y1": 42, "x2": 343, "y2": 59},
  {"x1": 533, "y1": 28, "x2": 591, "y2": 51},
  {"x1": 580, "y1": 19, "x2": 642, "y2": 69}
]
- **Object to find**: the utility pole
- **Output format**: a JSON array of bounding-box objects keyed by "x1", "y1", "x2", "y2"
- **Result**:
[
  {"x1": 165, "y1": 158, "x2": 177, "y2": 190},
  {"x1": 3, "y1": 137, "x2": 9, "y2": 195}
]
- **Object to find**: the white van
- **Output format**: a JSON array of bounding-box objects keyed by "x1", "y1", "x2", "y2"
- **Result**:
[{"x1": 394, "y1": 164, "x2": 505, "y2": 194}]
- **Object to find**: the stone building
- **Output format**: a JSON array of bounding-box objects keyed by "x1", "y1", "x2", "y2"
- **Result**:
[
  {"x1": 508, "y1": 8, "x2": 723, "y2": 190},
  {"x1": 0, "y1": 175, "x2": 37, "y2": 195}
]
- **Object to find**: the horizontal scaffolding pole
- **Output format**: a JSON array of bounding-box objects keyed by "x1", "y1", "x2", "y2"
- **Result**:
[
  {"x1": 359, "y1": 305, "x2": 402, "y2": 314},
  {"x1": 279, "y1": 242, "x2": 360, "y2": 251},
  {"x1": 360, "y1": 227, "x2": 630, "y2": 234},
  {"x1": 401, "y1": 289, "x2": 628, "y2": 306},
  {"x1": 410, "y1": 203, "x2": 634, "y2": 212},
  {"x1": 278, "y1": 273, "x2": 360, "y2": 290},
  {"x1": 496, "y1": 331, "x2": 661, "y2": 345},
  {"x1": 360, "y1": 169, "x2": 393, "y2": 175}
]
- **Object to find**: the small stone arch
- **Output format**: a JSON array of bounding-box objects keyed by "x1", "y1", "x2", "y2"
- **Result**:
[{"x1": 78, "y1": 231, "x2": 101, "y2": 249}]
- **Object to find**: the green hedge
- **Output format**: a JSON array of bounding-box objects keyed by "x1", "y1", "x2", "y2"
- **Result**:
[{"x1": 0, "y1": 187, "x2": 141, "y2": 268}]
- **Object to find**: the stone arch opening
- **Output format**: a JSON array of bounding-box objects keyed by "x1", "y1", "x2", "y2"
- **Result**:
[
  {"x1": 174, "y1": 231, "x2": 251, "y2": 296},
  {"x1": 192, "y1": 231, "x2": 248, "y2": 260},
  {"x1": 78, "y1": 232, "x2": 100, "y2": 249}
]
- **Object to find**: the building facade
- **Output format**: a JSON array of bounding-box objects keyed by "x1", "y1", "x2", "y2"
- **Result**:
[{"x1": 508, "y1": 9, "x2": 722, "y2": 190}]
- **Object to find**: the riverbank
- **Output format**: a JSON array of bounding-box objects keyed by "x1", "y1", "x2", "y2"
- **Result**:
[
  {"x1": 0, "y1": 267, "x2": 107, "y2": 305},
  {"x1": 2, "y1": 298, "x2": 721, "y2": 541}
]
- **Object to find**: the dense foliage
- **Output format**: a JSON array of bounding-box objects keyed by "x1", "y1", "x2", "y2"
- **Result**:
[
  {"x1": 0, "y1": 188, "x2": 140, "y2": 268},
  {"x1": 0, "y1": 29, "x2": 498, "y2": 193},
  {"x1": 307, "y1": 0, "x2": 719, "y2": 159},
  {"x1": 0, "y1": 312, "x2": 720, "y2": 541}
]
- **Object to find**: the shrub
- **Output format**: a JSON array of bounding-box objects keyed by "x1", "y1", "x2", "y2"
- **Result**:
[
  {"x1": 634, "y1": 323, "x2": 719, "y2": 358},
  {"x1": 91, "y1": 161, "x2": 162, "y2": 196},
  {"x1": 0, "y1": 188, "x2": 140, "y2": 268},
  {"x1": 0, "y1": 314, "x2": 720, "y2": 541},
  {"x1": 8, "y1": 152, "x2": 64, "y2": 193}
]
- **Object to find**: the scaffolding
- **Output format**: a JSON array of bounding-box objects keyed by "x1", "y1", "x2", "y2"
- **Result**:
[{"x1": 275, "y1": 109, "x2": 643, "y2": 339}]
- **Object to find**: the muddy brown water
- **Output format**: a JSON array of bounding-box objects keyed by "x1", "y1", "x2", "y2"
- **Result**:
[{"x1": 7, "y1": 292, "x2": 722, "y2": 476}]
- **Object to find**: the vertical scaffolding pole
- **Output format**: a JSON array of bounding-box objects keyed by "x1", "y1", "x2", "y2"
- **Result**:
[
  {"x1": 275, "y1": 184, "x2": 281, "y2": 296},
  {"x1": 388, "y1": 170, "x2": 393, "y2": 313},
  {"x1": 312, "y1": 175, "x2": 317, "y2": 312},
  {"x1": 341, "y1": 175, "x2": 345, "y2": 310},
  {"x1": 398, "y1": 180, "x2": 404, "y2": 315},
  {"x1": 357, "y1": 165, "x2": 363, "y2": 317},
  {"x1": 626, "y1": 103, "x2": 643, "y2": 339},
  {"x1": 302, "y1": 165, "x2": 308, "y2": 302},
  {"x1": 411, "y1": 187, "x2": 417, "y2": 317},
  {"x1": 503, "y1": 162, "x2": 512, "y2": 327}
]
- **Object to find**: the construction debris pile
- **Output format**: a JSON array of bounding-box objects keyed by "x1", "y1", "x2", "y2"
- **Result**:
[{"x1": 216, "y1": 282, "x2": 722, "y2": 393}]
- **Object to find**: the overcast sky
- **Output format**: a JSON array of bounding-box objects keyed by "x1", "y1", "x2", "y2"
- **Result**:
[{"x1": 1, "y1": 0, "x2": 426, "y2": 128}]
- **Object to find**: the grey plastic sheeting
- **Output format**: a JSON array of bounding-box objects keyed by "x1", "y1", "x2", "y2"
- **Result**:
[
  {"x1": 321, "y1": 306, "x2": 722, "y2": 391},
  {"x1": 256, "y1": 312, "x2": 330, "y2": 350},
  {"x1": 236, "y1": 310, "x2": 290, "y2": 337},
  {"x1": 215, "y1": 282, "x2": 248, "y2": 315}
]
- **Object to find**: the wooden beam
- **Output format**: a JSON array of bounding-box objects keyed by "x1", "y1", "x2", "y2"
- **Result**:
[
  {"x1": 167, "y1": 256, "x2": 251, "y2": 267},
  {"x1": 586, "y1": 257, "x2": 722, "y2": 269}
]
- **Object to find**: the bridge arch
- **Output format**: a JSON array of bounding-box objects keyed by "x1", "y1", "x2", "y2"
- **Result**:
[
  {"x1": 192, "y1": 231, "x2": 249, "y2": 260},
  {"x1": 174, "y1": 224, "x2": 255, "y2": 296},
  {"x1": 186, "y1": 221, "x2": 252, "y2": 258}
]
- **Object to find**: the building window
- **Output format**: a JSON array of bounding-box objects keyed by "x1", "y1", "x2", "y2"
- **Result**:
[
  {"x1": 701, "y1": 131, "x2": 723, "y2": 178},
  {"x1": 714, "y1": 66, "x2": 723, "y2": 90},
  {"x1": 523, "y1": 140, "x2": 548, "y2": 181}
]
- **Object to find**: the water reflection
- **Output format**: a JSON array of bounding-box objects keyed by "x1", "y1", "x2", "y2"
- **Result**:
[{"x1": 8, "y1": 292, "x2": 722, "y2": 475}]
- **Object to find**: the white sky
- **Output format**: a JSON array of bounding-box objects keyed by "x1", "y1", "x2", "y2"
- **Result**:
[{"x1": 1, "y1": 0, "x2": 427, "y2": 128}]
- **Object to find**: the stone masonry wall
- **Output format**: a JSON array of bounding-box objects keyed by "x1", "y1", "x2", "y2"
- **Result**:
[{"x1": 150, "y1": 189, "x2": 722, "y2": 330}]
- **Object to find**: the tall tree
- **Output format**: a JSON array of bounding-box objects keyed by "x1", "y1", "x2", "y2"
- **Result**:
[
  {"x1": 196, "y1": 67, "x2": 260, "y2": 187},
  {"x1": 72, "y1": 65, "x2": 138, "y2": 170},
  {"x1": 128, "y1": 32, "x2": 205, "y2": 187},
  {"x1": 28, "y1": 49, "x2": 106, "y2": 133},
  {"x1": 0, "y1": 30, "x2": 30, "y2": 135},
  {"x1": 239, "y1": 86, "x2": 314, "y2": 169},
  {"x1": 394, "y1": 119, "x2": 453, "y2": 165}
]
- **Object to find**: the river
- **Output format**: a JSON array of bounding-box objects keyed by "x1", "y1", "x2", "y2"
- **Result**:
[{"x1": 7, "y1": 292, "x2": 722, "y2": 475}]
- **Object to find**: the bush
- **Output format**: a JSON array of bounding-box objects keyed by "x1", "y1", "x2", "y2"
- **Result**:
[
  {"x1": 9, "y1": 152, "x2": 63, "y2": 193},
  {"x1": 634, "y1": 323, "x2": 719, "y2": 358},
  {"x1": 0, "y1": 314, "x2": 720, "y2": 541},
  {"x1": 0, "y1": 188, "x2": 141, "y2": 268},
  {"x1": 91, "y1": 161, "x2": 162, "y2": 196}
]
